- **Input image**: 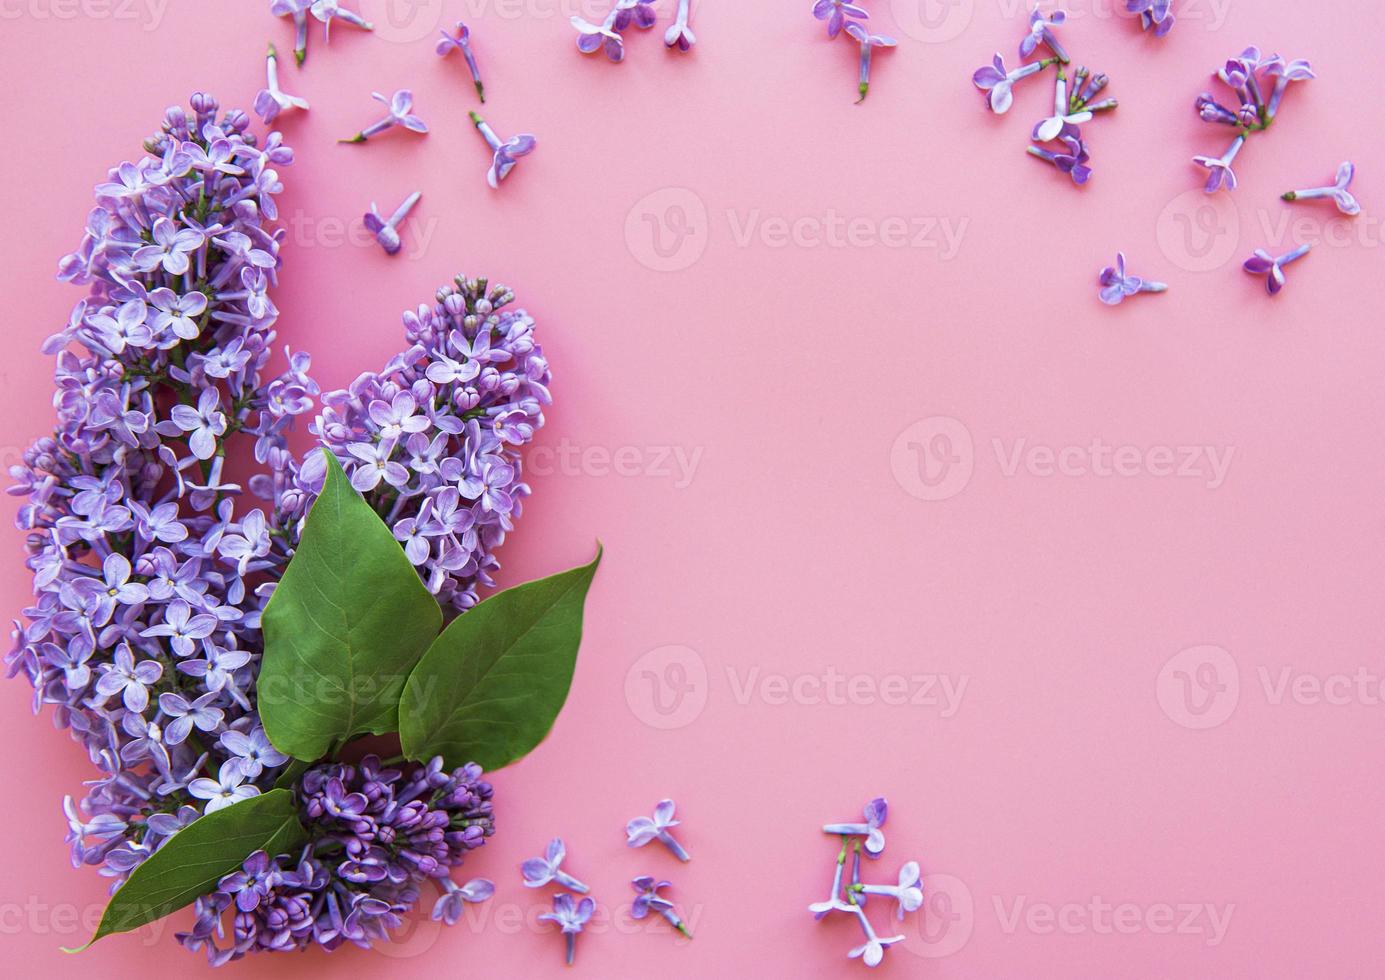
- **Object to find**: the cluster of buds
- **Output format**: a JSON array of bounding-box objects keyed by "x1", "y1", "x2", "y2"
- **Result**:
[
  {"x1": 812, "y1": 798, "x2": 924, "y2": 968},
  {"x1": 574, "y1": 0, "x2": 696, "y2": 63},
  {"x1": 1193, "y1": 46, "x2": 1315, "y2": 193},
  {"x1": 811, "y1": 1, "x2": 896, "y2": 103},
  {"x1": 973, "y1": 5, "x2": 1116, "y2": 185}
]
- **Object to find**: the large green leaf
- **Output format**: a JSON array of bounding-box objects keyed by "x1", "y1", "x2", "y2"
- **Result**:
[
  {"x1": 65, "y1": 790, "x2": 306, "y2": 951},
  {"x1": 259, "y1": 449, "x2": 443, "y2": 759},
  {"x1": 399, "y1": 547, "x2": 602, "y2": 770}
]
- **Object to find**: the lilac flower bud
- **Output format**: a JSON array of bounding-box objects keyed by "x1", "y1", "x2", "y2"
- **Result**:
[
  {"x1": 363, "y1": 191, "x2": 422, "y2": 255},
  {"x1": 437, "y1": 22, "x2": 486, "y2": 102}
]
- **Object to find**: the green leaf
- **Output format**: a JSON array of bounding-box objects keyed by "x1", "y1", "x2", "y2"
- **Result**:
[
  {"x1": 64, "y1": 790, "x2": 306, "y2": 952},
  {"x1": 399, "y1": 546, "x2": 602, "y2": 770},
  {"x1": 259, "y1": 449, "x2": 443, "y2": 760}
]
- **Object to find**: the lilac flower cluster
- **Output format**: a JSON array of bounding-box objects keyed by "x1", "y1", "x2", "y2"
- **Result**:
[
  {"x1": 812, "y1": 798, "x2": 923, "y2": 969},
  {"x1": 8, "y1": 97, "x2": 547, "y2": 962},
  {"x1": 1193, "y1": 46, "x2": 1315, "y2": 193},
  {"x1": 811, "y1": 1, "x2": 895, "y2": 103},
  {"x1": 179, "y1": 755, "x2": 495, "y2": 964},
  {"x1": 973, "y1": 6, "x2": 1117, "y2": 185},
  {"x1": 297, "y1": 274, "x2": 551, "y2": 612},
  {"x1": 8, "y1": 94, "x2": 313, "y2": 899}
]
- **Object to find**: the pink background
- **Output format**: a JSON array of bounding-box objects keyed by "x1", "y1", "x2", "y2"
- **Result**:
[{"x1": 3, "y1": 0, "x2": 1384, "y2": 976}]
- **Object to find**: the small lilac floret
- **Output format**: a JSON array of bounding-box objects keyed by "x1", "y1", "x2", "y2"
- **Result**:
[{"x1": 626, "y1": 798, "x2": 691, "y2": 862}]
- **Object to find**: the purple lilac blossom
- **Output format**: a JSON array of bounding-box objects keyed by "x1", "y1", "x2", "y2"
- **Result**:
[
  {"x1": 1020, "y1": 5, "x2": 1069, "y2": 63},
  {"x1": 339, "y1": 90, "x2": 428, "y2": 144},
  {"x1": 812, "y1": 0, "x2": 868, "y2": 41},
  {"x1": 254, "y1": 43, "x2": 310, "y2": 125},
  {"x1": 539, "y1": 893, "x2": 595, "y2": 966},
  {"x1": 665, "y1": 0, "x2": 695, "y2": 50},
  {"x1": 844, "y1": 22, "x2": 896, "y2": 104},
  {"x1": 1283, "y1": 161, "x2": 1361, "y2": 216},
  {"x1": 1098, "y1": 251, "x2": 1168, "y2": 305},
  {"x1": 1127, "y1": 0, "x2": 1174, "y2": 37},
  {"x1": 1243, "y1": 243, "x2": 1312, "y2": 295},
  {"x1": 310, "y1": 0, "x2": 373, "y2": 41},
  {"x1": 467, "y1": 112, "x2": 537, "y2": 189},
  {"x1": 437, "y1": 22, "x2": 487, "y2": 102},
  {"x1": 179, "y1": 755, "x2": 494, "y2": 963},
  {"x1": 1191, "y1": 47, "x2": 1314, "y2": 190},
  {"x1": 626, "y1": 798, "x2": 691, "y2": 861},
  {"x1": 294, "y1": 274, "x2": 551, "y2": 612},
  {"x1": 8, "y1": 96, "x2": 542, "y2": 964},
  {"x1": 631, "y1": 875, "x2": 693, "y2": 938}
]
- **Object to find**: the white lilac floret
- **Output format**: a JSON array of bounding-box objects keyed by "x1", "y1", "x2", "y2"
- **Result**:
[
  {"x1": 1243, "y1": 243, "x2": 1312, "y2": 296},
  {"x1": 539, "y1": 893, "x2": 595, "y2": 966},
  {"x1": 850, "y1": 861, "x2": 924, "y2": 920},
  {"x1": 626, "y1": 798, "x2": 691, "y2": 861},
  {"x1": 437, "y1": 22, "x2": 487, "y2": 102},
  {"x1": 1283, "y1": 162, "x2": 1361, "y2": 216},
  {"x1": 665, "y1": 0, "x2": 695, "y2": 51},
  {"x1": 522, "y1": 837, "x2": 591, "y2": 893},
  {"x1": 270, "y1": 0, "x2": 312, "y2": 65},
  {"x1": 364, "y1": 191, "x2": 422, "y2": 256},
  {"x1": 1032, "y1": 67, "x2": 1092, "y2": 142},
  {"x1": 1192, "y1": 134, "x2": 1245, "y2": 193},
  {"x1": 845, "y1": 902, "x2": 905, "y2": 968},
  {"x1": 823, "y1": 797, "x2": 888, "y2": 855},
  {"x1": 631, "y1": 875, "x2": 694, "y2": 938},
  {"x1": 1098, "y1": 252, "x2": 1168, "y2": 305},
  {"x1": 310, "y1": 0, "x2": 373, "y2": 41},
  {"x1": 469, "y1": 111, "x2": 537, "y2": 189},
  {"x1": 844, "y1": 22, "x2": 896, "y2": 104},
  {"x1": 9, "y1": 95, "x2": 545, "y2": 963},
  {"x1": 1127, "y1": 0, "x2": 1174, "y2": 37},
  {"x1": 253, "y1": 44, "x2": 309, "y2": 125},
  {"x1": 339, "y1": 90, "x2": 428, "y2": 144},
  {"x1": 809, "y1": 837, "x2": 854, "y2": 919}
]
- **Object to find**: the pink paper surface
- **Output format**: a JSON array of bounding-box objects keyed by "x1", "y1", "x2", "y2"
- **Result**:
[{"x1": 3, "y1": 1, "x2": 1384, "y2": 977}]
